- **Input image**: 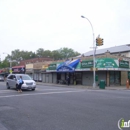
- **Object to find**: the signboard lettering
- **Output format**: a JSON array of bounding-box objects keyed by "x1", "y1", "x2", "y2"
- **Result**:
[
  {"x1": 81, "y1": 61, "x2": 93, "y2": 68},
  {"x1": 57, "y1": 66, "x2": 74, "y2": 72},
  {"x1": 49, "y1": 64, "x2": 56, "y2": 70},
  {"x1": 119, "y1": 61, "x2": 129, "y2": 68}
]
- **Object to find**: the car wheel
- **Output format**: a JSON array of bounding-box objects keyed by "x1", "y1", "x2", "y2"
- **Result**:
[
  {"x1": 6, "y1": 83, "x2": 10, "y2": 89},
  {"x1": 32, "y1": 88, "x2": 35, "y2": 91}
]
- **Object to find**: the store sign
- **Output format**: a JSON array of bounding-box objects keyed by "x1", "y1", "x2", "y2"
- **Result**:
[
  {"x1": 12, "y1": 67, "x2": 25, "y2": 73},
  {"x1": 57, "y1": 66, "x2": 74, "y2": 72},
  {"x1": 81, "y1": 61, "x2": 93, "y2": 68},
  {"x1": 26, "y1": 69, "x2": 33, "y2": 73},
  {"x1": 26, "y1": 64, "x2": 33, "y2": 69},
  {"x1": 42, "y1": 65, "x2": 48, "y2": 69},
  {"x1": 119, "y1": 60, "x2": 129, "y2": 68},
  {"x1": 96, "y1": 58, "x2": 118, "y2": 68},
  {"x1": 48, "y1": 64, "x2": 56, "y2": 70}
]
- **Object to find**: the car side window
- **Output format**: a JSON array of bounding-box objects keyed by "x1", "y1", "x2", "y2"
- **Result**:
[
  {"x1": 7, "y1": 75, "x2": 10, "y2": 79},
  {"x1": 8, "y1": 75, "x2": 13, "y2": 79}
]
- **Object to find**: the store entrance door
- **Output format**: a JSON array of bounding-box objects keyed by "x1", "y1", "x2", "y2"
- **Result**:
[{"x1": 109, "y1": 71, "x2": 121, "y2": 86}]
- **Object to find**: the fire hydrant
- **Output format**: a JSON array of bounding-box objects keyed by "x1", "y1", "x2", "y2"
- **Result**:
[{"x1": 126, "y1": 79, "x2": 129, "y2": 89}]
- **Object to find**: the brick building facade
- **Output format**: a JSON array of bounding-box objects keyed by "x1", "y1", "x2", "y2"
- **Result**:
[{"x1": 19, "y1": 57, "x2": 54, "y2": 66}]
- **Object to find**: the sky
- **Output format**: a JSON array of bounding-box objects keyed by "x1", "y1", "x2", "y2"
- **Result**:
[{"x1": 0, "y1": 0, "x2": 130, "y2": 60}]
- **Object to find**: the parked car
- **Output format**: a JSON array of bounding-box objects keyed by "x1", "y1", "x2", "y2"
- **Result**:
[
  {"x1": 0, "y1": 75, "x2": 4, "y2": 81},
  {"x1": 6, "y1": 74, "x2": 36, "y2": 91}
]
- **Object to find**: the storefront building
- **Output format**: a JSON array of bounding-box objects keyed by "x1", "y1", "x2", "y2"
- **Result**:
[
  {"x1": 25, "y1": 64, "x2": 34, "y2": 78},
  {"x1": 7, "y1": 44, "x2": 130, "y2": 87},
  {"x1": 12, "y1": 65, "x2": 25, "y2": 74},
  {"x1": 23, "y1": 49, "x2": 130, "y2": 87},
  {"x1": 26, "y1": 61, "x2": 52, "y2": 82},
  {"x1": 46, "y1": 57, "x2": 130, "y2": 87},
  {"x1": 46, "y1": 62, "x2": 62, "y2": 84},
  {"x1": 76, "y1": 58, "x2": 130, "y2": 86},
  {"x1": 46, "y1": 59, "x2": 82, "y2": 85}
]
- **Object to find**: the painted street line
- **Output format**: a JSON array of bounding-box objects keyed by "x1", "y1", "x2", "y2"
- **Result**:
[
  {"x1": 0, "y1": 90, "x2": 16, "y2": 93},
  {"x1": 0, "y1": 90, "x2": 86, "y2": 98},
  {"x1": 0, "y1": 88, "x2": 74, "y2": 94},
  {"x1": 0, "y1": 122, "x2": 8, "y2": 130},
  {"x1": 36, "y1": 88, "x2": 68, "y2": 90}
]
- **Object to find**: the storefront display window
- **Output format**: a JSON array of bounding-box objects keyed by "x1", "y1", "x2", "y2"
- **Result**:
[
  {"x1": 74, "y1": 72, "x2": 82, "y2": 85},
  {"x1": 109, "y1": 71, "x2": 120, "y2": 85}
]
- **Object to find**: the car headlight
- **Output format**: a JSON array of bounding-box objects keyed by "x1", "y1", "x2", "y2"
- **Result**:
[{"x1": 33, "y1": 82, "x2": 36, "y2": 85}]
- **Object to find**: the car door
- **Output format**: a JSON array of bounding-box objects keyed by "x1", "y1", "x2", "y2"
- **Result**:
[
  {"x1": 7, "y1": 75, "x2": 14, "y2": 88},
  {"x1": 11, "y1": 75, "x2": 17, "y2": 88}
]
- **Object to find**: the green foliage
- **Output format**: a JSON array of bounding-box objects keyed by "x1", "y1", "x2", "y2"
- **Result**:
[
  {"x1": 1, "y1": 47, "x2": 81, "y2": 66},
  {"x1": 36, "y1": 48, "x2": 44, "y2": 57},
  {"x1": 0, "y1": 59, "x2": 9, "y2": 69},
  {"x1": 58, "y1": 47, "x2": 80, "y2": 60},
  {"x1": 51, "y1": 50, "x2": 61, "y2": 60}
]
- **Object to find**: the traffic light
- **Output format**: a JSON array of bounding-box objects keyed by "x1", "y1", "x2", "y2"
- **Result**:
[{"x1": 96, "y1": 38, "x2": 103, "y2": 46}]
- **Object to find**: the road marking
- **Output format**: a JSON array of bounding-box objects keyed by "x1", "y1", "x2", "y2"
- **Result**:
[
  {"x1": 0, "y1": 90, "x2": 86, "y2": 98},
  {"x1": 36, "y1": 88, "x2": 74, "y2": 91},
  {"x1": 0, "y1": 122, "x2": 8, "y2": 130},
  {"x1": 0, "y1": 90, "x2": 11, "y2": 92},
  {"x1": 0, "y1": 88, "x2": 72, "y2": 94},
  {"x1": 0, "y1": 90, "x2": 15, "y2": 93}
]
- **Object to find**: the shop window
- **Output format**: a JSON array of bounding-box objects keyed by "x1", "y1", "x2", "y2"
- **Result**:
[
  {"x1": 57, "y1": 73, "x2": 61, "y2": 80},
  {"x1": 109, "y1": 71, "x2": 120, "y2": 85},
  {"x1": 74, "y1": 72, "x2": 82, "y2": 85}
]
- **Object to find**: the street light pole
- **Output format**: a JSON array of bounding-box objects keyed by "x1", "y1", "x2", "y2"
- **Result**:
[{"x1": 81, "y1": 15, "x2": 96, "y2": 88}]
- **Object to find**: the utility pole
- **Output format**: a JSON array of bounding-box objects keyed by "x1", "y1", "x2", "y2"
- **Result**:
[{"x1": 81, "y1": 15, "x2": 96, "y2": 88}]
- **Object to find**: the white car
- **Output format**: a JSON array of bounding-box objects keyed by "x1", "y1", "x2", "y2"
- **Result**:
[
  {"x1": 6, "y1": 74, "x2": 36, "y2": 91},
  {"x1": 0, "y1": 75, "x2": 4, "y2": 81}
]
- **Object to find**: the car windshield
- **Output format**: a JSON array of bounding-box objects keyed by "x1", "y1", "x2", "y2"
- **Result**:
[{"x1": 17, "y1": 75, "x2": 32, "y2": 80}]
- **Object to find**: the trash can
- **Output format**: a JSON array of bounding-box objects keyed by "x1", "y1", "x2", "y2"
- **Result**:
[{"x1": 99, "y1": 80, "x2": 105, "y2": 89}]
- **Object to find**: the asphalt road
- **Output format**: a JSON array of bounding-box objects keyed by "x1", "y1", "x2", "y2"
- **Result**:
[{"x1": 0, "y1": 81, "x2": 130, "y2": 130}]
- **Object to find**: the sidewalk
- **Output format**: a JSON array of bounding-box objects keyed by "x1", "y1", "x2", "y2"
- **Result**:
[{"x1": 36, "y1": 82, "x2": 129, "y2": 90}]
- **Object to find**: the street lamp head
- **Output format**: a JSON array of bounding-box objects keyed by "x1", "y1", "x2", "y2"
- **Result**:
[
  {"x1": 81, "y1": 15, "x2": 85, "y2": 18},
  {"x1": 3, "y1": 52, "x2": 9, "y2": 55}
]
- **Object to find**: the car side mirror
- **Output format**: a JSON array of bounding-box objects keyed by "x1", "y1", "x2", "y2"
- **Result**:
[{"x1": 13, "y1": 78, "x2": 16, "y2": 81}]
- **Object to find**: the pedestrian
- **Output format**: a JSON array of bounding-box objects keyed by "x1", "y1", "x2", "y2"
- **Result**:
[
  {"x1": 18, "y1": 76, "x2": 24, "y2": 93},
  {"x1": 67, "y1": 75, "x2": 70, "y2": 86}
]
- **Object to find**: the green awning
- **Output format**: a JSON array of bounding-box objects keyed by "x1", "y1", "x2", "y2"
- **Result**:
[
  {"x1": 46, "y1": 62, "x2": 63, "y2": 71},
  {"x1": 75, "y1": 58, "x2": 130, "y2": 71},
  {"x1": 96, "y1": 58, "x2": 118, "y2": 68}
]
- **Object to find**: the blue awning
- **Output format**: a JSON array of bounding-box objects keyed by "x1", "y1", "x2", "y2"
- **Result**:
[{"x1": 57, "y1": 59, "x2": 80, "y2": 72}]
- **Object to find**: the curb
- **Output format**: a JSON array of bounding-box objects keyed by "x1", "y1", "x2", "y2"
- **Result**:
[{"x1": 36, "y1": 82, "x2": 128, "y2": 90}]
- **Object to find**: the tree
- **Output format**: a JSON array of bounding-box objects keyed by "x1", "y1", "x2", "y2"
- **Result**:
[
  {"x1": 2, "y1": 47, "x2": 81, "y2": 64},
  {"x1": 58, "y1": 47, "x2": 80, "y2": 60},
  {"x1": 29, "y1": 52, "x2": 36, "y2": 59},
  {"x1": 42, "y1": 50, "x2": 52, "y2": 58},
  {"x1": 12, "y1": 49, "x2": 21, "y2": 60},
  {"x1": 36, "y1": 48, "x2": 44, "y2": 57},
  {"x1": 51, "y1": 50, "x2": 61, "y2": 60},
  {"x1": 0, "y1": 59, "x2": 9, "y2": 69},
  {"x1": 10, "y1": 49, "x2": 36, "y2": 60}
]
